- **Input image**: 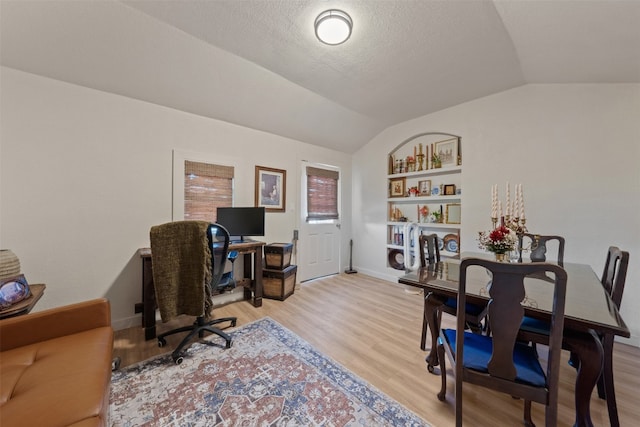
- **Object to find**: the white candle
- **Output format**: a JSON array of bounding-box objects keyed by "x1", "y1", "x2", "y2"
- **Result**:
[
  {"x1": 520, "y1": 184, "x2": 525, "y2": 219},
  {"x1": 498, "y1": 200, "x2": 502, "y2": 219},
  {"x1": 514, "y1": 185, "x2": 520, "y2": 218},
  {"x1": 505, "y1": 182, "x2": 511, "y2": 217},
  {"x1": 491, "y1": 185, "x2": 497, "y2": 218}
]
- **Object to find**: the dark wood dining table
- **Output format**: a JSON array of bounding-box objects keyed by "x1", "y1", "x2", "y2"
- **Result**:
[{"x1": 398, "y1": 252, "x2": 630, "y2": 427}]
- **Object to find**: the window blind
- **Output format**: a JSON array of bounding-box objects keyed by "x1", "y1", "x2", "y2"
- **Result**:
[
  {"x1": 184, "y1": 161, "x2": 234, "y2": 221},
  {"x1": 306, "y1": 166, "x2": 339, "y2": 221}
]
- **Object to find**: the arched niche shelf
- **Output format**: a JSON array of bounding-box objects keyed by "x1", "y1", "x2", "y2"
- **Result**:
[{"x1": 386, "y1": 132, "x2": 463, "y2": 271}]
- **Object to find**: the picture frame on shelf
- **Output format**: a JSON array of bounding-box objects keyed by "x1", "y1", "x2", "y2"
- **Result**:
[
  {"x1": 434, "y1": 137, "x2": 459, "y2": 168},
  {"x1": 418, "y1": 180, "x2": 431, "y2": 196},
  {"x1": 255, "y1": 165, "x2": 286, "y2": 212},
  {"x1": 445, "y1": 203, "x2": 461, "y2": 224},
  {"x1": 443, "y1": 184, "x2": 456, "y2": 196},
  {"x1": 389, "y1": 177, "x2": 406, "y2": 198}
]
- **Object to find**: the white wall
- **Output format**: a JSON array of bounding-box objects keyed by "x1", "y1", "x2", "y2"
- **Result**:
[
  {"x1": 353, "y1": 84, "x2": 640, "y2": 347},
  {"x1": 0, "y1": 67, "x2": 352, "y2": 329}
]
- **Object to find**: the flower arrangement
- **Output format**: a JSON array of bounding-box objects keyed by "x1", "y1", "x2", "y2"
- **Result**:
[
  {"x1": 477, "y1": 225, "x2": 517, "y2": 254},
  {"x1": 408, "y1": 186, "x2": 419, "y2": 196}
]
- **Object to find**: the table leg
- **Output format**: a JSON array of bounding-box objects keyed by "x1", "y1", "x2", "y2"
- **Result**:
[
  {"x1": 563, "y1": 329, "x2": 604, "y2": 427},
  {"x1": 141, "y1": 256, "x2": 156, "y2": 341},
  {"x1": 253, "y1": 252, "x2": 263, "y2": 307},
  {"x1": 424, "y1": 292, "x2": 446, "y2": 372}
]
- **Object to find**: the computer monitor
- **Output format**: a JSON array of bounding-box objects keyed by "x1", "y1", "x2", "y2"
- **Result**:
[{"x1": 216, "y1": 207, "x2": 265, "y2": 242}]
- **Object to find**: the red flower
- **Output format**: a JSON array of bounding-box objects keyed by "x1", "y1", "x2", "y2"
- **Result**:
[{"x1": 488, "y1": 226, "x2": 510, "y2": 242}]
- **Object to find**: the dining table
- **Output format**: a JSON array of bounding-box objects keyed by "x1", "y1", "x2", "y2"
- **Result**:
[{"x1": 398, "y1": 252, "x2": 630, "y2": 427}]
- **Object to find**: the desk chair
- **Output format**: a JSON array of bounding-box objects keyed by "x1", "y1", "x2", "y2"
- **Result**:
[
  {"x1": 437, "y1": 259, "x2": 567, "y2": 426},
  {"x1": 218, "y1": 250, "x2": 238, "y2": 292},
  {"x1": 418, "y1": 234, "x2": 487, "y2": 354},
  {"x1": 150, "y1": 221, "x2": 237, "y2": 364}
]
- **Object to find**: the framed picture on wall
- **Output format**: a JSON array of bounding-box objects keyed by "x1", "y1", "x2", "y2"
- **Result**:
[
  {"x1": 255, "y1": 166, "x2": 286, "y2": 212},
  {"x1": 418, "y1": 180, "x2": 432, "y2": 196},
  {"x1": 389, "y1": 177, "x2": 406, "y2": 197},
  {"x1": 434, "y1": 137, "x2": 459, "y2": 168},
  {"x1": 445, "y1": 203, "x2": 461, "y2": 224},
  {"x1": 443, "y1": 184, "x2": 456, "y2": 196}
]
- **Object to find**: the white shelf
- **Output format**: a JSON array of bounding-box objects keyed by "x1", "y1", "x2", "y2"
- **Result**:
[
  {"x1": 387, "y1": 165, "x2": 461, "y2": 179},
  {"x1": 387, "y1": 221, "x2": 461, "y2": 229},
  {"x1": 387, "y1": 136, "x2": 463, "y2": 270},
  {"x1": 385, "y1": 245, "x2": 460, "y2": 258},
  {"x1": 388, "y1": 195, "x2": 461, "y2": 203}
]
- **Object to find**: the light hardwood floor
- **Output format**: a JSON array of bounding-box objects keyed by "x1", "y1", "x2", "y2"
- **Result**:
[{"x1": 113, "y1": 273, "x2": 639, "y2": 426}]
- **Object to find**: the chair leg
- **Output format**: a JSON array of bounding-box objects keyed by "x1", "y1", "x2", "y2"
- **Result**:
[
  {"x1": 600, "y1": 334, "x2": 620, "y2": 427},
  {"x1": 436, "y1": 338, "x2": 447, "y2": 401},
  {"x1": 159, "y1": 316, "x2": 236, "y2": 364},
  {"x1": 523, "y1": 400, "x2": 535, "y2": 427},
  {"x1": 421, "y1": 297, "x2": 428, "y2": 350}
]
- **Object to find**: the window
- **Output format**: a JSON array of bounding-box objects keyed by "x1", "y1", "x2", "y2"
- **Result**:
[
  {"x1": 306, "y1": 166, "x2": 339, "y2": 221},
  {"x1": 184, "y1": 161, "x2": 234, "y2": 221}
]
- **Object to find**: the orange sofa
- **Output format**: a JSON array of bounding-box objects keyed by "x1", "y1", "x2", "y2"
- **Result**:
[{"x1": 0, "y1": 298, "x2": 114, "y2": 427}]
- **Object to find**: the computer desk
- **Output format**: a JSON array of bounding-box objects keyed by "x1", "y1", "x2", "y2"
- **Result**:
[{"x1": 136, "y1": 240, "x2": 265, "y2": 340}]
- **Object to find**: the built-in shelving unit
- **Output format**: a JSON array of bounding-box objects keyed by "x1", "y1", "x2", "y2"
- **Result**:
[{"x1": 386, "y1": 134, "x2": 462, "y2": 270}]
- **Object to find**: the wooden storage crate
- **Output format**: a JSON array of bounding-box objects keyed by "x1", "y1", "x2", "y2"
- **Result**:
[
  {"x1": 264, "y1": 243, "x2": 293, "y2": 270},
  {"x1": 263, "y1": 265, "x2": 297, "y2": 301}
]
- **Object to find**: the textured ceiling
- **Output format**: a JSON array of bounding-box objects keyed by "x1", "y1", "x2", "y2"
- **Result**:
[{"x1": 2, "y1": 0, "x2": 639, "y2": 153}]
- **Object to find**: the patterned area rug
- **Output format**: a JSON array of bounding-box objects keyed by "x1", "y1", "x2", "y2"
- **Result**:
[{"x1": 110, "y1": 317, "x2": 429, "y2": 426}]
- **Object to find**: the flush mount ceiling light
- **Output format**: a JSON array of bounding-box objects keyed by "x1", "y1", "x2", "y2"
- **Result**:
[{"x1": 314, "y1": 9, "x2": 352, "y2": 45}]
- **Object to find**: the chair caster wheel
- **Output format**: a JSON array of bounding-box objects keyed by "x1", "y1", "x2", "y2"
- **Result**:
[
  {"x1": 112, "y1": 357, "x2": 121, "y2": 371},
  {"x1": 226, "y1": 339, "x2": 233, "y2": 349},
  {"x1": 173, "y1": 356, "x2": 183, "y2": 365},
  {"x1": 158, "y1": 338, "x2": 166, "y2": 348},
  {"x1": 427, "y1": 364, "x2": 435, "y2": 373},
  {"x1": 231, "y1": 319, "x2": 237, "y2": 327}
]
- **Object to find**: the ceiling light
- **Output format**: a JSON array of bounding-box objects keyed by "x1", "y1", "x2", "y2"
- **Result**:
[{"x1": 314, "y1": 10, "x2": 352, "y2": 45}]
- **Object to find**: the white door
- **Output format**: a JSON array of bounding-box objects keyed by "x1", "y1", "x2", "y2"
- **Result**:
[{"x1": 297, "y1": 162, "x2": 341, "y2": 282}]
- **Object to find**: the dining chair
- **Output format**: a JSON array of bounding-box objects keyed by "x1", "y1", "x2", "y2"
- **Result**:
[
  {"x1": 436, "y1": 258, "x2": 568, "y2": 426},
  {"x1": 595, "y1": 246, "x2": 629, "y2": 427},
  {"x1": 517, "y1": 233, "x2": 565, "y2": 265},
  {"x1": 418, "y1": 234, "x2": 487, "y2": 353},
  {"x1": 518, "y1": 246, "x2": 629, "y2": 427},
  {"x1": 150, "y1": 221, "x2": 237, "y2": 364}
]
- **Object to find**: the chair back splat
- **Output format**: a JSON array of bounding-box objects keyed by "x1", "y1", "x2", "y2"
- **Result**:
[
  {"x1": 436, "y1": 258, "x2": 567, "y2": 426},
  {"x1": 419, "y1": 233, "x2": 441, "y2": 267},
  {"x1": 518, "y1": 233, "x2": 565, "y2": 265}
]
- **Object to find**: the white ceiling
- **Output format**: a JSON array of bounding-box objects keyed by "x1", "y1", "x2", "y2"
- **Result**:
[{"x1": 2, "y1": 0, "x2": 639, "y2": 153}]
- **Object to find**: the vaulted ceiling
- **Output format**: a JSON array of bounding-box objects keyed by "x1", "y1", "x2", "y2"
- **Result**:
[{"x1": 2, "y1": 0, "x2": 639, "y2": 153}]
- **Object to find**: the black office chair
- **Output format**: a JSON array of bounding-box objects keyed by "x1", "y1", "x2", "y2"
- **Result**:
[
  {"x1": 218, "y1": 250, "x2": 239, "y2": 292},
  {"x1": 437, "y1": 258, "x2": 568, "y2": 426},
  {"x1": 418, "y1": 234, "x2": 487, "y2": 354},
  {"x1": 150, "y1": 221, "x2": 237, "y2": 364}
]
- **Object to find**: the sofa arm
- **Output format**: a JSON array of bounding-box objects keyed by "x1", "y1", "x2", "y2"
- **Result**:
[{"x1": 0, "y1": 298, "x2": 111, "y2": 352}]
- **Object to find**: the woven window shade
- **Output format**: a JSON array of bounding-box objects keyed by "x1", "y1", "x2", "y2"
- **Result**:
[
  {"x1": 306, "y1": 166, "x2": 339, "y2": 221},
  {"x1": 185, "y1": 161, "x2": 234, "y2": 221}
]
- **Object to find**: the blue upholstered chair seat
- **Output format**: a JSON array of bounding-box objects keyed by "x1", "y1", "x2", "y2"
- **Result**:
[
  {"x1": 443, "y1": 297, "x2": 486, "y2": 316},
  {"x1": 443, "y1": 329, "x2": 547, "y2": 387},
  {"x1": 520, "y1": 316, "x2": 551, "y2": 335}
]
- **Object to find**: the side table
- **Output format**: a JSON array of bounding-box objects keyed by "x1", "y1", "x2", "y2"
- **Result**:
[{"x1": 0, "y1": 284, "x2": 46, "y2": 319}]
